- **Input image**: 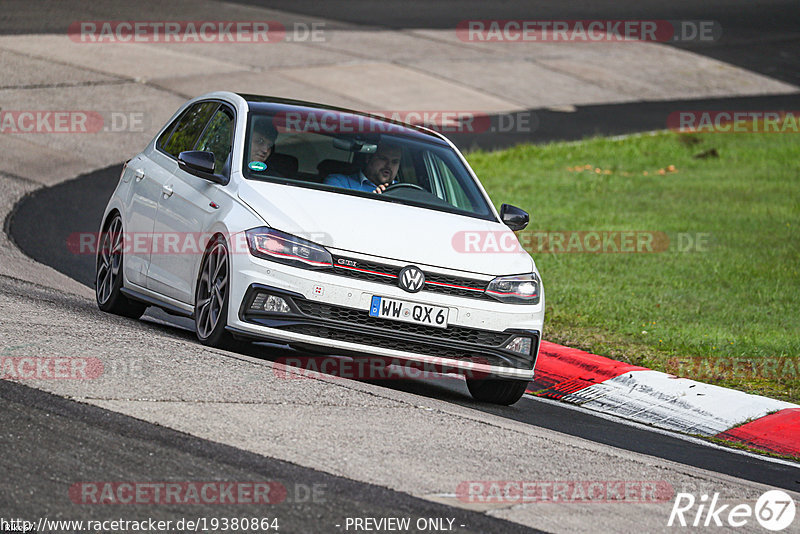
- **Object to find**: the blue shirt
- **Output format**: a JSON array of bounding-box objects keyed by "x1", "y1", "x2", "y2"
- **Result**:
[{"x1": 323, "y1": 171, "x2": 379, "y2": 193}]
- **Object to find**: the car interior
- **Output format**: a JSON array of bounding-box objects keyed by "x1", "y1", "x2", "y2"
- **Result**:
[{"x1": 239, "y1": 118, "x2": 488, "y2": 216}]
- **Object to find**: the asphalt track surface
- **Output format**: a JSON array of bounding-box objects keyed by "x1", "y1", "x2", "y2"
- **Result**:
[
  {"x1": 1, "y1": 0, "x2": 798, "y2": 85},
  {"x1": 8, "y1": 165, "x2": 800, "y2": 493},
  {"x1": 441, "y1": 93, "x2": 800, "y2": 151},
  {"x1": 234, "y1": 0, "x2": 800, "y2": 86},
  {"x1": 0, "y1": 379, "x2": 541, "y2": 534},
  {"x1": 244, "y1": 0, "x2": 800, "y2": 152}
]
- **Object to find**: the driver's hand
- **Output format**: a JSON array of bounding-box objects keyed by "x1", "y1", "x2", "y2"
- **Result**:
[{"x1": 373, "y1": 183, "x2": 388, "y2": 194}]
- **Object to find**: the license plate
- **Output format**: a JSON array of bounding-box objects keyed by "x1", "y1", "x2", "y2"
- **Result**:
[{"x1": 369, "y1": 296, "x2": 449, "y2": 329}]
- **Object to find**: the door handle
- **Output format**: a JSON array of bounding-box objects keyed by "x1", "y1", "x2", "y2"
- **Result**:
[
  {"x1": 134, "y1": 169, "x2": 145, "y2": 182},
  {"x1": 162, "y1": 184, "x2": 174, "y2": 198}
]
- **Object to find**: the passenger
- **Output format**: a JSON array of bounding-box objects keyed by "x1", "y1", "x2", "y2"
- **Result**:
[
  {"x1": 249, "y1": 117, "x2": 278, "y2": 164},
  {"x1": 324, "y1": 141, "x2": 401, "y2": 194},
  {"x1": 248, "y1": 117, "x2": 297, "y2": 178}
]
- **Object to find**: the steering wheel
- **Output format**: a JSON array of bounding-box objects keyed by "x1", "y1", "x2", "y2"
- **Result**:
[{"x1": 382, "y1": 183, "x2": 425, "y2": 193}]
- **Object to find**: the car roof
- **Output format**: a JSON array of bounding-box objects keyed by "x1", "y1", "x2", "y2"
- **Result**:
[{"x1": 237, "y1": 93, "x2": 451, "y2": 145}]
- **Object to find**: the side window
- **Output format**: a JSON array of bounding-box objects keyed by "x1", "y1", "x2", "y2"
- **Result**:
[
  {"x1": 398, "y1": 148, "x2": 418, "y2": 187},
  {"x1": 195, "y1": 107, "x2": 234, "y2": 174},
  {"x1": 161, "y1": 102, "x2": 217, "y2": 158},
  {"x1": 157, "y1": 116, "x2": 180, "y2": 148},
  {"x1": 424, "y1": 151, "x2": 474, "y2": 210}
]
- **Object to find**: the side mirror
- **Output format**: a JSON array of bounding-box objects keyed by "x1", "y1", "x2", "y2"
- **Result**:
[
  {"x1": 178, "y1": 151, "x2": 227, "y2": 185},
  {"x1": 500, "y1": 204, "x2": 529, "y2": 231}
]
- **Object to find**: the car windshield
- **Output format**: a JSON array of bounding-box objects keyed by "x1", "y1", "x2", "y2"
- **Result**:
[{"x1": 241, "y1": 111, "x2": 494, "y2": 219}]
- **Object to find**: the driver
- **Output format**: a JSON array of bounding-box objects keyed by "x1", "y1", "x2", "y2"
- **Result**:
[{"x1": 323, "y1": 141, "x2": 401, "y2": 194}]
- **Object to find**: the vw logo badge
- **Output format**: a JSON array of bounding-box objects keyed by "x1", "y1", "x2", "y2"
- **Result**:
[{"x1": 398, "y1": 266, "x2": 425, "y2": 293}]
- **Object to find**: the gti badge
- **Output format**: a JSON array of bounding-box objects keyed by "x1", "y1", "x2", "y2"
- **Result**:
[{"x1": 398, "y1": 265, "x2": 425, "y2": 293}]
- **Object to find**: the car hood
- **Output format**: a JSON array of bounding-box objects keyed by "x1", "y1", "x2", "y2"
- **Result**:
[{"x1": 237, "y1": 180, "x2": 534, "y2": 276}]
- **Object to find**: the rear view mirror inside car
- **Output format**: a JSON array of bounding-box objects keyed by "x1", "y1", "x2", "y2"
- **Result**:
[{"x1": 332, "y1": 137, "x2": 377, "y2": 153}]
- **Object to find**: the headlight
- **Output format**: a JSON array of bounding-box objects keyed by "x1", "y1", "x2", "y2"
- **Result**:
[
  {"x1": 246, "y1": 227, "x2": 333, "y2": 269},
  {"x1": 485, "y1": 273, "x2": 540, "y2": 304}
]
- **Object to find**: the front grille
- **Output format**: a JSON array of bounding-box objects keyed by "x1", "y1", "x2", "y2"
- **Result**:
[
  {"x1": 331, "y1": 256, "x2": 493, "y2": 301},
  {"x1": 239, "y1": 284, "x2": 540, "y2": 372},
  {"x1": 332, "y1": 259, "x2": 397, "y2": 285},
  {"x1": 294, "y1": 299, "x2": 511, "y2": 346},
  {"x1": 280, "y1": 324, "x2": 507, "y2": 365}
]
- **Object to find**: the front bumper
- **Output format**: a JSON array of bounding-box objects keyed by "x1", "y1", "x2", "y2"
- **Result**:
[{"x1": 227, "y1": 255, "x2": 544, "y2": 380}]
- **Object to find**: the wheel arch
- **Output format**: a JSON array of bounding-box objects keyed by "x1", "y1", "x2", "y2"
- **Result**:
[
  {"x1": 100, "y1": 207, "x2": 122, "y2": 231},
  {"x1": 193, "y1": 227, "x2": 232, "y2": 302}
]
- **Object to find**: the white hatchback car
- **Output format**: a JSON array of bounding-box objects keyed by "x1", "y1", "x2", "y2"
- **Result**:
[{"x1": 96, "y1": 92, "x2": 544, "y2": 405}]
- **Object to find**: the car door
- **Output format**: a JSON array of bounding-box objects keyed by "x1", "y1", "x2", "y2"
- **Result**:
[
  {"x1": 119, "y1": 152, "x2": 162, "y2": 288},
  {"x1": 147, "y1": 103, "x2": 235, "y2": 304}
]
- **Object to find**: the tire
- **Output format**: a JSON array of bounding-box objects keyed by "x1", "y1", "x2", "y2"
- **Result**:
[
  {"x1": 194, "y1": 235, "x2": 244, "y2": 350},
  {"x1": 95, "y1": 214, "x2": 147, "y2": 319},
  {"x1": 466, "y1": 377, "x2": 529, "y2": 405}
]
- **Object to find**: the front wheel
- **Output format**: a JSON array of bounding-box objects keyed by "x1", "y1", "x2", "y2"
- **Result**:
[
  {"x1": 194, "y1": 236, "x2": 244, "y2": 350},
  {"x1": 466, "y1": 377, "x2": 529, "y2": 405}
]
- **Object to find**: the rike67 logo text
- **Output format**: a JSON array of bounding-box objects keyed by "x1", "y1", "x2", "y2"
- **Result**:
[{"x1": 668, "y1": 490, "x2": 796, "y2": 531}]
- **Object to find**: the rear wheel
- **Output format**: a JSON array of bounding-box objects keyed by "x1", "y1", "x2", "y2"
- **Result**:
[
  {"x1": 195, "y1": 236, "x2": 244, "y2": 350},
  {"x1": 95, "y1": 214, "x2": 147, "y2": 319},
  {"x1": 466, "y1": 377, "x2": 529, "y2": 405}
]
